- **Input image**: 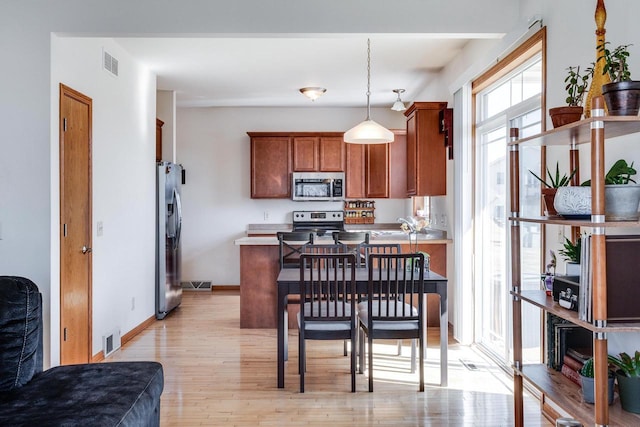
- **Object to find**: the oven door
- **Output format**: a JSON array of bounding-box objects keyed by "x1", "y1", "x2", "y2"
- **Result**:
[{"x1": 292, "y1": 177, "x2": 333, "y2": 201}]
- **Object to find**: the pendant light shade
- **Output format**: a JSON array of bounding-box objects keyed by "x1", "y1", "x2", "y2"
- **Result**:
[
  {"x1": 344, "y1": 39, "x2": 394, "y2": 144},
  {"x1": 391, "y1": 89, "x2": 407, "y2": 111}
]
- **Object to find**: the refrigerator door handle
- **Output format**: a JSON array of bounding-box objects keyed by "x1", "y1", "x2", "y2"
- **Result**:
[{"x1": 174, "y1": 190, "x2": 182, "y2": 248}]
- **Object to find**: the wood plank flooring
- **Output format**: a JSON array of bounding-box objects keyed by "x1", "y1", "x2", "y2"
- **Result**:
[{"x1": 107, "y1": 290, "x2": 552, "y2": 426}]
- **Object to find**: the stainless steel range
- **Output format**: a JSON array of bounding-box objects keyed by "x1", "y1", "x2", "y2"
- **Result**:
[{"x1": 292, "y1": 210, "x2": 345, "y2": 237}]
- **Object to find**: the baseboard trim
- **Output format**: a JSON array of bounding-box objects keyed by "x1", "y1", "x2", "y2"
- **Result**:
[{"x1": 212, "y1": 285, "x2": 240, "y2": 292}]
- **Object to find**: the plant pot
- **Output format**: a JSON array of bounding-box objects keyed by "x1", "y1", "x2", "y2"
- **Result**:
[
  {"x1": 554, "y1": 185, "x2": 640, "y2": 220},
  {"x1": 616, "y1": 371, "x2": 640, "y2": 413},
  {"x1": 602, "y1": 81, "x2": 640, "y2": 116},
  {"x1": 565, "y1": 262, "x2": 580, "y2": 276},
  {"x1": 554, "y1": 186, "x2": 591, "y2": 219},
  {"x1": 549, "y1": 106, "x2": 584, "y2": 128},
  {"x1": 605, "y1": 184, "x2": 640, "y2": 221},
  {"x1": 580, "y1": 373, "x2": 615, "y2": 405},
  {"x1": 541, "y1": 187, "x2": 559, "y2": 216}
]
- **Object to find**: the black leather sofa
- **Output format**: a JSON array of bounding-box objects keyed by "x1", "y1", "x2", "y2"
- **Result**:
[{"x1": 0, "y1": 276, "x2": 164, "y2": 426}]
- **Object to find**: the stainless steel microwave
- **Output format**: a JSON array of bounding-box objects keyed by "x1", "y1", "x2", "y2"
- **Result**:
[{"x1": 292, "y1": 172, "x2": 344, "y2": 201}]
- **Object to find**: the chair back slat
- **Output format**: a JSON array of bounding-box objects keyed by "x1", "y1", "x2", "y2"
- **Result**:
[
  {"x1": 299, "y1": 253, "x2": 356, "y2": 322},
  {"x1": 277, "y1": 232, "x2": 314, "y2": 269},
  {"x1": 362, "y1": 243, "x2": 401, "y2": 268}
]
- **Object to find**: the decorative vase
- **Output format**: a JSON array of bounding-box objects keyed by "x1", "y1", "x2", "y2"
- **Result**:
[
  {"x1": 580, "y1": 373, "x2": 615, "y2": 405},
  {"x1": 565, "y1": 262, "x2": 580, "y2": 276},
  {"x1": 616, "y1": 371, "x2": 640, "y2": 413},
  {"x1": 541, "y1": 188, "x2": 559, "y2": 216},
  {"x1": 549, "y1": 106, "x2": 584, "y2": 128},
  {"x1": 602, "y1": 81, "x2": 640, "y2": 116}
]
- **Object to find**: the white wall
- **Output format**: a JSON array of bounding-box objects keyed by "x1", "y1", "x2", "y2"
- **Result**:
[
  {"x1": 50, "y1": 35, "x2": 157, "y2": 365},
  {"x1": 176, "y1": 106, "x2": 407, "y2": 284}
]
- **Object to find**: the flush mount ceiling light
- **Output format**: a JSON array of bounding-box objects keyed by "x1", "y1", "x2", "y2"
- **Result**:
[
  {"x1": 391, "y1": 89, "x2": 407, "y2": 111},
  {"x1": 344, "y1": 39, "x2": 394, "y2": 144},
  {"x1": 299, "y1": 87, "x2": 326, "y2": 101}
]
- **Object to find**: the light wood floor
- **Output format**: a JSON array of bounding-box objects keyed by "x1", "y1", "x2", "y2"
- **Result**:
[{"x1": 107, "y1": 290, "x2": 552, "y2": 426}]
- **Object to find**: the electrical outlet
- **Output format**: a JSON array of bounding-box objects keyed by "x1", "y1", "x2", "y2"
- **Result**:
[
  {"x1": 131, "y1": 297, "x2": 135, "y2": 311},
  {"x1": 558, "y1": 229, "x2": 565, "y2": 244},
  {"x1": 263, "y1": 211, "x2": 269, "y2": 221},
  {"x1": 97, "y1": 221, "x2": 103, "y2": 236},
  {"x1": 442, "y1": 214, "x2": 447, "y2": 227}
]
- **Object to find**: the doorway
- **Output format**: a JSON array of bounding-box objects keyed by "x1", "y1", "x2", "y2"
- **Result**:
[{"x1": 59, "y1": 84, "x2": 93, "y2": 364}]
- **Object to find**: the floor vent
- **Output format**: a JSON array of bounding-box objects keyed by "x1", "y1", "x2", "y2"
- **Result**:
[
  {"x1": 103, "y1": 329, "x2": 121, "y2": 358},
  {"x1": 460, "y1": 359, "x2": 479, "y2": 371},
  {"x1": 181, "y1": 280, "x2": 212, "y2": 291},
  {"x1": 102, "y1": 49, "x2": 119, "y2": 77}
]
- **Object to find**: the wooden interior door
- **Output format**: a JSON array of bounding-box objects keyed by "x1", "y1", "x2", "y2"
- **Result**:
[{"x1": 59, "y1": 84, "x2": 92, "y2": 365}]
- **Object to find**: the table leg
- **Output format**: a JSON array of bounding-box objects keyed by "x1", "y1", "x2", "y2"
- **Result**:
[
  {"x1": 277, "y1": 289, "x2": 287, "y2": 388},
  {"x1": 439, "y1": 284, "x2": 448, "y2": 387}
]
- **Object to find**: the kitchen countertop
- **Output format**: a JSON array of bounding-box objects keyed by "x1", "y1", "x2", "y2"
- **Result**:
[{"x1": 236, "y1": 226, "x2": 452, "y2": 246}]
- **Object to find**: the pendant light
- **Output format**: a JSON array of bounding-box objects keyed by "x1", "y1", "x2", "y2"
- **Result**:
[
  {"x1": 344, "y1": 39, "x2": 394, "y2": 144},
  {"x1": 391, "y1": 89, "x2": 407, "y2": 111}
]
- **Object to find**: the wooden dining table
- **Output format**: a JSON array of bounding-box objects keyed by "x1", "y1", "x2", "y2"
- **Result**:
[{"x1": 276, "y1": 267, "x2": 448, "y2": 389}]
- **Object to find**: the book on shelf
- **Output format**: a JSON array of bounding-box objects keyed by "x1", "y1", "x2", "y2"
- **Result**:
[
  {"x1": 566, "y1": 346, "x2": 592, "y2": 364},
  {"x1": 553, "y1": 324, "x2": 592, "y2": 370},
  {"x1": 560, "y1": 363, "x2": 582, "y2": 386},
  {"x1": 562, "y1": 353, "x2": 584, "y2": 372}
]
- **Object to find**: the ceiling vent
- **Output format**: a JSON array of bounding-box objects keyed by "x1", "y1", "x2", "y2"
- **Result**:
[{"x1": 103, "y1": 49, "x2": 119, "y2": 77}]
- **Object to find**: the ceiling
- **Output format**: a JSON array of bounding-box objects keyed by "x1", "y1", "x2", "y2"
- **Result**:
[{"x1": 116, "y1": 35, "x2": 500, "y2": 109}]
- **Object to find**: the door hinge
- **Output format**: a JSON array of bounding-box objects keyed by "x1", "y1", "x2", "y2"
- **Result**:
[
  {"x1": 63, "y1": 118, "x2": 67, "y2": 132},
  {"x1": 63, "y1": 327, "x2": 67, "y2": 341}
]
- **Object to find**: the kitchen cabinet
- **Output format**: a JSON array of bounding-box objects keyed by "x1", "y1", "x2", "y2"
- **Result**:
[
  {"x1": 345, "y1": 130, "x2": 406, "y2": 199},
  {"x1": 249, "y1": 134, "x2": 291, "y2": 198},
  {"x1": 404, "y1": 102, "x2": 448, "y2": 196},
  {"x1": 155, "y1": 118, "x2": 164, "y2": 162},
  {"x1": 292, "y1": 135, "x2": 344, "y2": 172},
  {"x1": 509, "y1": 97, "x2": 640, "y2": 426}
]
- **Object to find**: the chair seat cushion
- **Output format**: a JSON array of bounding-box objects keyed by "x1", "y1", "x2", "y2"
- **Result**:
[
  {"x1": 0, "y1": 361, "x2": 164, "y2": 426},
  {"x1": 298, "y1": 301, "x2": 352, "y2": 331},
  {"x1": 357, "y1": 301, "x2": 419, "y2": 330}
]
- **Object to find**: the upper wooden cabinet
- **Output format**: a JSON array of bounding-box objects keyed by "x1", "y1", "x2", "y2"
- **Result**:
[
  {"x1": 249, "y1": 134, "x2": 291, "y2": 198},
  {"x1": 404, "y1": 102, "x2": 448, "y2": 196},
  {"x1": 345, "y1": 130, "x2": 406, "y2": 199},
  {"x1": 292, "y1": 135, "x2": 344, "y2": 172}
]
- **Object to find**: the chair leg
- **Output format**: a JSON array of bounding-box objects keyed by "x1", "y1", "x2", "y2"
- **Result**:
[
  {"x1": 397, "y1": 340, "x2": 402, "y2": 356},
  {"x1": 419, "y1": 335, "x2": 424, "y2": 392},
  {"x1": 410, "y1": 339, "x2": 417, "y2": 374},
  {"x1": 368, "y1": 335, "x2": 374, "y2": 392},
  {"x1": 358, "y1": 327, "x2": 365, "y2": 374},
  {"x1": 299, "y1": 332, "x2": 305, "y2": 393},
  {"x1": 344, "y1": 339, "x2": 348, "y2": 357},
  {"x1": 350, "y1": 335, "x2": 357, "y2": 392}
]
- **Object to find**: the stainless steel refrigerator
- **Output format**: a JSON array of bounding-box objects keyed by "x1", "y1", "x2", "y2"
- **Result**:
[{"x1": 156, "y1": 161, "x2": 183, "y2": 319}]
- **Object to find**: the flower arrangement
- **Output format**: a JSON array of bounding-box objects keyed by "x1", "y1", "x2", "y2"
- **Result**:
[{"x1": 398, "y1": 216, "x2": 431, "y2": 271}]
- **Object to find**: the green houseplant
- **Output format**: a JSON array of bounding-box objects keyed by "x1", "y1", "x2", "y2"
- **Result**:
[
  {"x1": 559, "y1": 237, "x2": 581, "y2": 276},
  {"x1": 608, "y1": 351, "x2": 640, "y2": 413},
  {"x1": 555, "y1": 159, "x2": 640, "y2": 220},
  {"x1": 529, "y1": 162, "x2": 577, "y2": 216},
  {"x1": 598, "y1": 42, "x2": 640, "y2": 115},
  {"x1": 549, "y1": 65, "x2": 594, "y2": 128},
  {"x1": 579, "y1": 357, "x2": 615, "y2": 404}
]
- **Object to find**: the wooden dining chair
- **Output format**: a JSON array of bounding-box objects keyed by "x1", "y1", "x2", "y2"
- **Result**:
[
  {"x1": 298, "y1": 253, "x2": 358, "y2": 393},
  {"x1": 332, "y1": 231, "x2": 370, "y2": 267},
  {"x1": 277, "y1": 231, "x2": 315, "y2": 269},
  {"x1": 357, "y1": 252, "x2": 425, "y2": 392},
  {"x1": 360, "y1": 242, "x2": 412, "y2": 368}
]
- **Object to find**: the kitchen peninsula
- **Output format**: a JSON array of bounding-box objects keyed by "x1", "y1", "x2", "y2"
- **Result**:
[{"x1": 234, "y1": 225, "x2": 452, "y2": 329}]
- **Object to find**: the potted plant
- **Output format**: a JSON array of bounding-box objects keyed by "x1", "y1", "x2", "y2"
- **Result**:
[
  {"x1": 608, "y1": 351, "x2": 640, "y2": 413},
  {"x1": 549, "y1": 65, "x2": 593, "y2": 128},
  {"x1": 555, "y1": 159, "x2": 640, "y2": 220},
  {"x1": 598, "y1": 42, "x2": 640, "y2": 115},
  {"x1": 579, "y1": 357, "x2": 615, "y2": 405},
  {"x1": 558, "y1": 237, "x2": 581, "y2": 276},
  {"x1": 529, "y1": 162, "x2": 577, "y2": 216}
]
